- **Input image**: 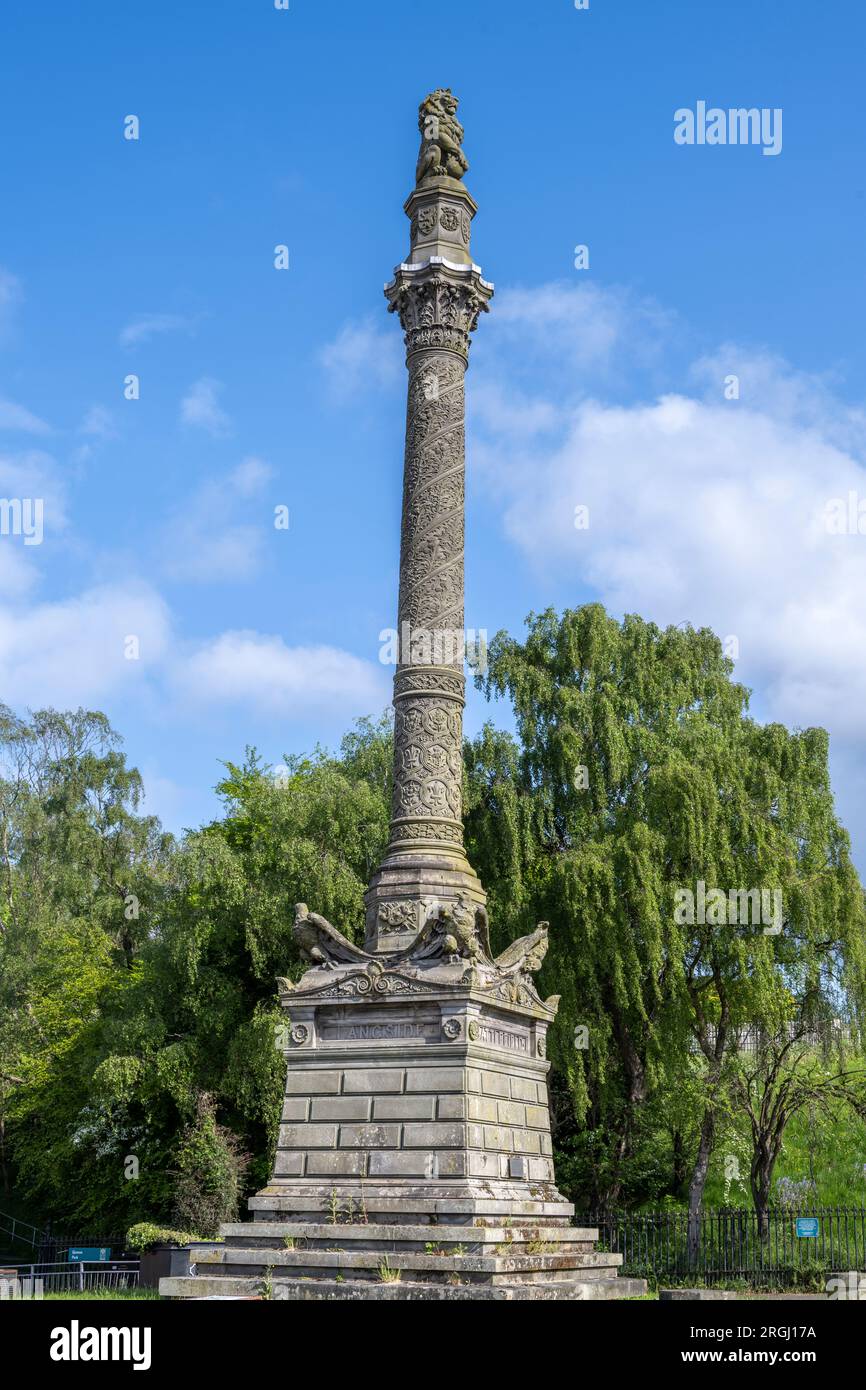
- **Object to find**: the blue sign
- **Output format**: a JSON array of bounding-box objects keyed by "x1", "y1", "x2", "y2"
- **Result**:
[
  {"x1": 795, "y1": 1218, "x2": 820, "y2": 1239},
  {"x1": 68, "y1": 1247, "x2": 111, "y2": 1263}
]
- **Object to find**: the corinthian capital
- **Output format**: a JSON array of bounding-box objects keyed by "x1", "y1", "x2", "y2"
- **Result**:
[{"x1": 385, "y1": 265, "x2": 493, "y2": 360}]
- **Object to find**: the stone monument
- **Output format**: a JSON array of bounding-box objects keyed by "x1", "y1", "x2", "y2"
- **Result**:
[{"x1": 163, "y1": 91, "x2": 644, "y2": 1301}]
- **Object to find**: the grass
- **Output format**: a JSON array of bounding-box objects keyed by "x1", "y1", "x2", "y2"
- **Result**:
[{"x1": 377, "y1": 1259, "x2": 402, "y2": 1284}]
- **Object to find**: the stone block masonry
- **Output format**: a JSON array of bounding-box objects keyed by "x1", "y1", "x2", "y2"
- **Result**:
[{"x1": 269, "y1": 995, "x2": 556, "y2": 1198}]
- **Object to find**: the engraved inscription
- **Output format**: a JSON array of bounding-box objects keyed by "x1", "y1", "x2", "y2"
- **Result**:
[
  {"x1": 471, "y1": 1022, "x2": 530, "y2": 1053},
  {"x1": 323, "y1": 1022, "x2": 428, "y2": 1041},
  {"x1": 318, "y1": 1005, "x2": 440, "y2": 1044}
]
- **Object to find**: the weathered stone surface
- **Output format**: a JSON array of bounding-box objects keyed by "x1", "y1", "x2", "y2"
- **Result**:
[
  {"x1": 339, "y1": 1123, "x2": 401, "y2": 1149},
  {"x1": 283, "y1": 1071, "x2": 340, "y2": 1096},
  {"x1": 435, "y1": 1095, "x2": 465, "y2": 1120},
  {"x1": 372, "y1": 1095, "x2": 435, "y2": 1121},
  {"x1": 161, "y1": 1227, "x2": 646, "y2": 1301},
  {"x1": 305, "y1": 1153, "x2": 366, "y2": 1177},
  {"x1": 279, "y1": 1123, "x2": 336, "y2": 1149},
  {"x1": 342, "y1": 1069, "x2": 405, "y2": 1094},
  {"x1": 310, "y1": 1096, "x2": 371, "y2": 1122},
  {"x1": 405, "y1": 1067, "x2": 465, "y2": 1093},
  {"x1": 163, "y1": 1274, "x2": 648, "y2": 1302},
  {"x1": 402, "y1": 1122, "x2": 466, "y2": 1148},
  {"x1": 480, "y1": 1072, "x2": 511, "y2": 1097},
  {"x1": 368, "y1": 1151, "x2": 436, "y2": 1178},
  {"x1": 218, "y1": 1222, "x2": 602, "y2": 1248},
  {"x1": 280, "y1": 1099, "x2": 309, "y2": 1122},
  {"x1": 510, "y1": 1076, "x2": 540, "y2": 1102}
]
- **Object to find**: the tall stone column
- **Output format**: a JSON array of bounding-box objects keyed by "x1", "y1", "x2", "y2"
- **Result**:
[
  {"x1": 163, "y1": 91, "x2": 646, "y2": 1301},
  {"x1": 364, "y1": 90, "x2": 494, "y2": 955}
]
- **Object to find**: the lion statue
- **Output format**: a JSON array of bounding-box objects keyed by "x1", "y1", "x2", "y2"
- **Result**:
[{"x1": 416, "y1": 88, "x2": 469, "y2": 185}]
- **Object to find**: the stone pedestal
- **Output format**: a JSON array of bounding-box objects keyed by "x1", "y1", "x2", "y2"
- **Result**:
[
  {"x1": 162, "y1": 947, "x2": 644, "y2": 1299},
  {"x1": 163, "y1": 983, "x2": 643, "y2": 1298},
  {"x1": 269, "y1": 959, "x2": 560, "y2": 1199}
]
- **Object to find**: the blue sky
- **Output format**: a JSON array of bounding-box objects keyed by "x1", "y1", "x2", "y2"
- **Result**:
[{"x1": 2, "y1": 0, "x2": 865, "y2": 868}]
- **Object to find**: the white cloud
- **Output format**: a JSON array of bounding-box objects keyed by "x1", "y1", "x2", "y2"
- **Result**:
[
  {"x1": 471, "y1": 380, "x2": 561, "y2": 440},
  {"x1": 0, "y1": 572, "x2": 386, "y2": 731},
  {"x1": 161, "y1": 456, "x2": 275, "y2": 582},
  {"x1": 485, "y1": 281, "x2": 674, "y2": 380},
  {"x1": 471, "y1": 287, "x2": 866, "y2": 755},
  {"x1": 180, "y1": 377, "x2": 231, "y2": 436},
  {"x1": 230, "y1": 455, "x2": 272, "y2": 498},
  {"x1": 79, "y1": 405, "x2": 116, "y2": 439},
  {"x1": 120, "y1": 313, "x2": 195, "y2": 347},
  {"x1": 0, "y1": 582, "x2": 173, "y2": 708},
  {"x1": 0, "y1": 398, "x2": 50, "y2": 434},
  {"x1": 0, "y1": 547, "x2": 36, "y2": 599},
  {"x1": 0, "y1": 449, "x2": 68, "y2": 569},
  {"x1": 319, "y1": 316, "x2": 402, "y2": 399},
  {"x1": 173, "y1": 631, "x2": 389, "y2": 718}
]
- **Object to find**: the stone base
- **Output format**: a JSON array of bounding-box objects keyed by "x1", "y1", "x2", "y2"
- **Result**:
[
  {"x1": 249, "y1": 1190, "x2": 576, "y2": 1223},
  {"x1": 160, "y1": 953, "x2": 644, "y2": 1301},
  {"x1": 270, "y1": 954, "x2": 561, "y2": 1194},
  {"x1": 164, "y1": 1275, "x2": 648, "y2": 1301},
  {"x1": 161, "y1": 1217, "x2": 646, "y2": 1300}
]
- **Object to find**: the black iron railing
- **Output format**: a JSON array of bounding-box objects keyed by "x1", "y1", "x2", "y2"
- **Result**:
[{"x1": 577, "y1": 1207, "x2": 866, "y2": 1287}]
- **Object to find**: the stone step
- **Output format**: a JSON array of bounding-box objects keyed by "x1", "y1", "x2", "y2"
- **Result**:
[
  {"x1": 220, "y1": 1221, "x2": 599, "y2": 1253},
  {"x1": 250, "y1": 1194, "x2": 575, "y2": 1225},
  {"x1": 192, "y1": 1245, "x2": 623, "y2": 1286},
  {"x1": 270, "y1": 1277, "x2": 648, "y2": 1301},
  {"x1": 162, "y1": 1276, "x2": 263, "y2": 1299},
  {"x1": 162, "y1": 1273, "x2": 647, "y2": 1301}
]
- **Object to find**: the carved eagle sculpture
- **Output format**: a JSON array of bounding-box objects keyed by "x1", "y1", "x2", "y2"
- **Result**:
[
  {"x1": 400, "y1": 896, "x2": 492, "y2": 965},
  {"x1": 493, "y1": 923, "x2": 550, "y2": 980},
  {"x1": 292, "y1": 903, "x2": 372, "y2": 972}
]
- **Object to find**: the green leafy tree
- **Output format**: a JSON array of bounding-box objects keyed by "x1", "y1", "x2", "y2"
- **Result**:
[
  {"x1": 0, "y1": 707, "x2": 174, "y2": 1206},
  {"x1": 3, "y1": 721, "x2": 393, "y2": 1231},
  {"x1": 731, "y1": 1026, "x2": 866, "y2": 1234},
  {"x1": 475, "y1": 605, "x2": 866, "y2": 1220}
]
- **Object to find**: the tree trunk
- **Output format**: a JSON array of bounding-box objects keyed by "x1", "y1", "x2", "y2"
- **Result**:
[
  {"x1": 687, "y1": 1106, "x2": 715, "y2": 1268},
  {"x1": 672, "y1": 1128, "x2": 688, "y2": 1196},
  {"x1": 751, "y1": 1143, "x2": 775, "y2": 1242},
  {"x1": 603, "y1": 1002, "x2": 648, "y2": 1205}
]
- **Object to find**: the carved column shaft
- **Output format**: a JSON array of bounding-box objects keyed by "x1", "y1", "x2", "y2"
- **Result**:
[
  {"x1": 363, "y1": 98, "x2": 493, "y2": 954},
  {"x1": 391, "y1": 341, "x2": 466, "y2": 852}
]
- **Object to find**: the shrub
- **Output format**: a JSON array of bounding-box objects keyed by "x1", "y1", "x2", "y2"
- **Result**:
[
  {"x1": 125, "y1": 1223, "x2": 219, "y2": 1252},
  {"x1": 170, "y1": 1092, "x2": 250, "y2": 1237}
]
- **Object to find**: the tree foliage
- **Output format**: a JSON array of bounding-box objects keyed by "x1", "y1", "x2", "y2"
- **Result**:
[
  {"x1": 474, "y1": 606, "x2": 866, "y2": 1205},
  {"x1": 1, "y1": 610, "x2": 863, "y2": 1232}
]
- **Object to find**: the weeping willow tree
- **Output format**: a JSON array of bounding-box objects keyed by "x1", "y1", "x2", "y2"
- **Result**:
[{"x1": 472, "y1": 605, "x2": 866, "y2": 1213}]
